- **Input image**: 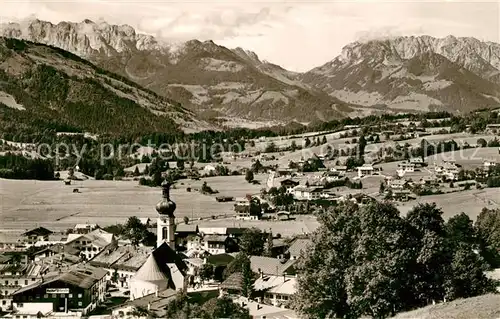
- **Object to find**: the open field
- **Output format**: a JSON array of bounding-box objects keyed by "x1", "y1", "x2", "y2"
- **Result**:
[
  {"x1": 0, "y1": 175, "x2": 266, "y2": 232},
  {"x1": 426, "y1": 147, "x2": 500, "y2": 168},
  {"x1": 391, "y1": 294, "x2": 500, "y2": 319},
  {"x1": 397, "y1": 188, "x2": 499, "y2": 221}
]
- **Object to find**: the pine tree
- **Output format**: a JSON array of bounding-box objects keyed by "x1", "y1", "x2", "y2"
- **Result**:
[
  {"x1": 241, "y1": 254, "x2": 254, "y2": 298},
  {"x1": 264, "y1": 232, "x2": 274, "y2": 257}
]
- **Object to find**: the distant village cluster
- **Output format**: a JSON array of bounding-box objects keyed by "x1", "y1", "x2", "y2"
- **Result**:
[{"x1": 2, "y1": 113, "x2": 500, "y2": 318}]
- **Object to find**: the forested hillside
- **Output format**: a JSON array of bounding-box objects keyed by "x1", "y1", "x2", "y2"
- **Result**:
[{"x1": 0, "y1": 37, "x2": 211, "y2": 140}]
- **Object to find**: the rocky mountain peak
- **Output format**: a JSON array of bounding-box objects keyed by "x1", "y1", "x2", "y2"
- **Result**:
[
  {"x1": 330, "y1": 35, "x2": 500, "y2": 80},
  {"x1": 0, "y1": 18, "x2": 161, "y2": 56}
]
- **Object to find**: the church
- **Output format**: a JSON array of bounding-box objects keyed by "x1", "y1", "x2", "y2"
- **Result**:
[{"x1": 129, "y1": 181, "x2": 187, "y2": 300}]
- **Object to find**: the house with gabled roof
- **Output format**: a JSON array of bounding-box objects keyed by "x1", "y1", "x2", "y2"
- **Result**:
[
  {"x1": 21, "y1": 227, "x2": 53, "y2": 247},
  {"x1": 65, "y1": 229, "x2": 116, "y2": 260},
  {"x1": 286, "y1": 238, "x2": 312, "y2": 260},
  {"x1": 10, "y1": 265, "x2": 107, "y2": 317}
]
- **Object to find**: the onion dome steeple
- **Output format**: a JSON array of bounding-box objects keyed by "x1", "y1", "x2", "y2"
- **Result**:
[{"x1": 155, "y1": 180, "x2": 176, "y2": 216}]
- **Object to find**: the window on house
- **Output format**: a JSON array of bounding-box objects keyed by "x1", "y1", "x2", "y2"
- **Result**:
[
  {"x1": 17, "y1": 302, "x2": 23, "y2": 307},
  {"x1": 78, "y1": 293, "x2": 82, "y2": 298},
  {"x1": 69, "y1": 294, "x2": 73, "y2": 298},
  {"x1": 32, "y1": 278, "x2": 36, "y2": 281},
  {"x1": 78, "y1": 301, "x2": 83, "y2": 306},
  {"x1": 52, "y1": 294, "x2": 56, "y2": 298},
  {"x1": 43, "y1": 294, "x2": 48, "y2": 298},
  {"x1": 24, "y1": 280, "x2": 28, "y2": 285},
  {"x1": 14, "y1": 281, "x2": 18, "y2": 285},
  {"x1": 2, "y1": 300, "x2": 6, "y2": 305}
]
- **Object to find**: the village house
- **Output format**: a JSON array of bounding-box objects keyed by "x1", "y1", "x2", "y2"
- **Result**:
[
  {"x1": 330, "y1": 166, "x2": 348, "y2": 173},
  {"x1": 293, "y1": 186, "x2": 323, "y2": 201},
  {"x1": 174, "y1": 224, "x2": 199, "y2": 248},
  {"x1": 434, "y1": 161, "x2": 460, "y2": 181},
  {"x1": 32, "y1": 245, "x2": 79, "y2": 263},
  {"x1": 420, "y1": 175, "x2": 439, "y2": 186},
  {"x1": 202, "y1": 164, "x2": 216, "y2": 175},
  {"x1": 202, "y1": 235, "x2": 237, "y2": 255},
  {"x1": 73, "y1": 224, "x2": 99, "y2": 234},
  {"x1": 234, "y1": 197, "x2": 261, "y2": 220},
  {"x1": 486, "y1": 123, "x2": 500, "y2": 133},
  {"x1": 321, "y1": 170, "x2": 343, "y2": 183},
  {"x1": 33, "y1": 233, "x2": 68, "y2": 247},
  {"x1": 10, "y1": 265, "x2": 107, "y2": 317},
  {"x1": 110, "y1": 288, "x2": 177, "y2": 318},
  {"x1": 357, "y1": 164, "x2": 375, "y2": 178},
  {"x1": 387, "y1": 179, "x2": 409, "y2": 190},
  {"x1": 254, "y1": 274, "x2": 297, "y2": 307},
  {"x1": 286, "y1": 238, "x2": 312, "y2": 260},
  {"x1": 89, "y1": 245, "x2": 153, "y2": 289},
  {"x1": 397, "y1": 162, "x2": 416, "y2": 174},
  {"x1": 409, "y1": 157, "x2": 425, "y2": 167},
  {"x1": 0, "y1": 233, "x2": 24, "y2": 253},
  {"x1": 21, "y1": 227, "x2": 53, "y2": 247},
  {"x1": 484, "y1": 160, "x2": 498, "y2": 171},
  {"x1": 65, "y1": 229, "x2": 116, "y2": 260},
  {"x1": 280, "y1": 179, "x2": 300, "y2": 193}
]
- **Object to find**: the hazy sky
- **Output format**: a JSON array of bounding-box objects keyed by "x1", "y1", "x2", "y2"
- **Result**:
[{"x1": 1, "y1": 0, "x2": 499, "y2": 71}]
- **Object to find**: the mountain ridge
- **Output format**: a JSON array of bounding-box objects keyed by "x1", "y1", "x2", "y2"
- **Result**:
[{"x1": 1, "y1": 18, "x2": 500, "y2": 123}]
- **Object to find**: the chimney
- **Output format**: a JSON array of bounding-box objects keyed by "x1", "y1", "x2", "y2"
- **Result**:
[
  {"x1": 148, "y1": 303, "x2": 151, "y2": 311},
  {"x1": 155, "y1": 290, "x2": 158, "y2": 297}
]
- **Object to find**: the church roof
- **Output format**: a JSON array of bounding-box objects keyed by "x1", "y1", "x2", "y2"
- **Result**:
[
  {"x1": 133, "y1": 254, "x2": 168, "y2": 283},
  {"x1": 132, "y1": 243, "x2": 188, "y2": 290}
]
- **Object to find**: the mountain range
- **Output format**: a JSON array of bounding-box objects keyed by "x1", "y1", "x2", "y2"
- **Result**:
[{"x1": 1, "y1": 18, "x2": 500, "y2": 131}]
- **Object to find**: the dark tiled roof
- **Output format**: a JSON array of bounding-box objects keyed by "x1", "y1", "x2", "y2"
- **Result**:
[
  {"x1": 219, "y1": 272, "x2": 242, "y2": 290},
  {"x1": 22, "y1": 227, "x2": 53, "y2": 237},
  {"x1": 206, "y1": 253, "x2": 235, "y2": 266},
  {"x1": 149, "y1": 242, "x2": 188, "y2": 290},
  {"x1": 250, "y1": 256, "x2": 297, "y2": 276},
  {"x1": 13, "y1": 266, "x2": 107, "y2": 295},
  {"x1": 112, "y1": 288, "x2": 177, "y2": 317},
  {"x1": 286, "y1": 239, "x2": 312, "y2": 257},
  {"x1": 204, "y1": 235, "x2": 229, "y2": 243},
  {"x1": 175, "y1": 224, "x2": 198, "y2": 233}
]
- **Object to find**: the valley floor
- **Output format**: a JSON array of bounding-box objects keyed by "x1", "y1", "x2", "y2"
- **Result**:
[{"x1": 0, "y1": 175, "x2": 318, "y2": 236}]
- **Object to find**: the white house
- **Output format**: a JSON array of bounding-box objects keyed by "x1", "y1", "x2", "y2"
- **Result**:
[
  {"x1": 254, "y1": 275, "x2": 297, "y2": 307},
  {"x1": 65, "y1": 229, "x2": 115, "y2": 260},
  {"x1": 357, "y1": 164, "x2": 375, "y2": 178},
  {"x1": 293, "y1": 186, "x2": 323, "y2": 200},
  {"x1": 203, "y1": 164, "x2": 217, "y2": 175},
  {"x1": 435, "y1": 161, "x2": 460, "y2": 181},
  {"x1": 397, "y1": 162, "x2": 415, "y2": 173},
  {"x1": 484, "y1": 160, "x2": 498, "y2": 171},
  {"x1": 387, "y1": 179, "x2": 409, "y2": 190}
]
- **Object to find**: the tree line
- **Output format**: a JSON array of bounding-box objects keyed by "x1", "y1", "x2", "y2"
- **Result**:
[{"x1": 294, "y1": 202, "x2": 499, "y2": 319}]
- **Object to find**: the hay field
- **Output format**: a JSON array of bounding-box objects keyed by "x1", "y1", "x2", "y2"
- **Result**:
[
  {"x1": 0, "y1": 175, "x2": 265, "y2": 232},
  {"x1": 391, "y1": 294, "x2": 500, "y2": 319},
  {"x1": 397, "y1": 188, "x2": 499, "y2": 221},
  {"x1": 426, "y1": 147, "x2": 500, "y2": 168}
]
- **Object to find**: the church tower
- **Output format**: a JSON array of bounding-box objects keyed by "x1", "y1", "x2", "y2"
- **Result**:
[{"x1": 155, "y1": 181, "x2": 176, "y2": 249}]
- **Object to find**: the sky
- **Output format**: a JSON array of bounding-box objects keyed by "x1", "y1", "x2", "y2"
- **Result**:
[{"x1": 1, "y1": 0, "x2": 499, "y2": 72}]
